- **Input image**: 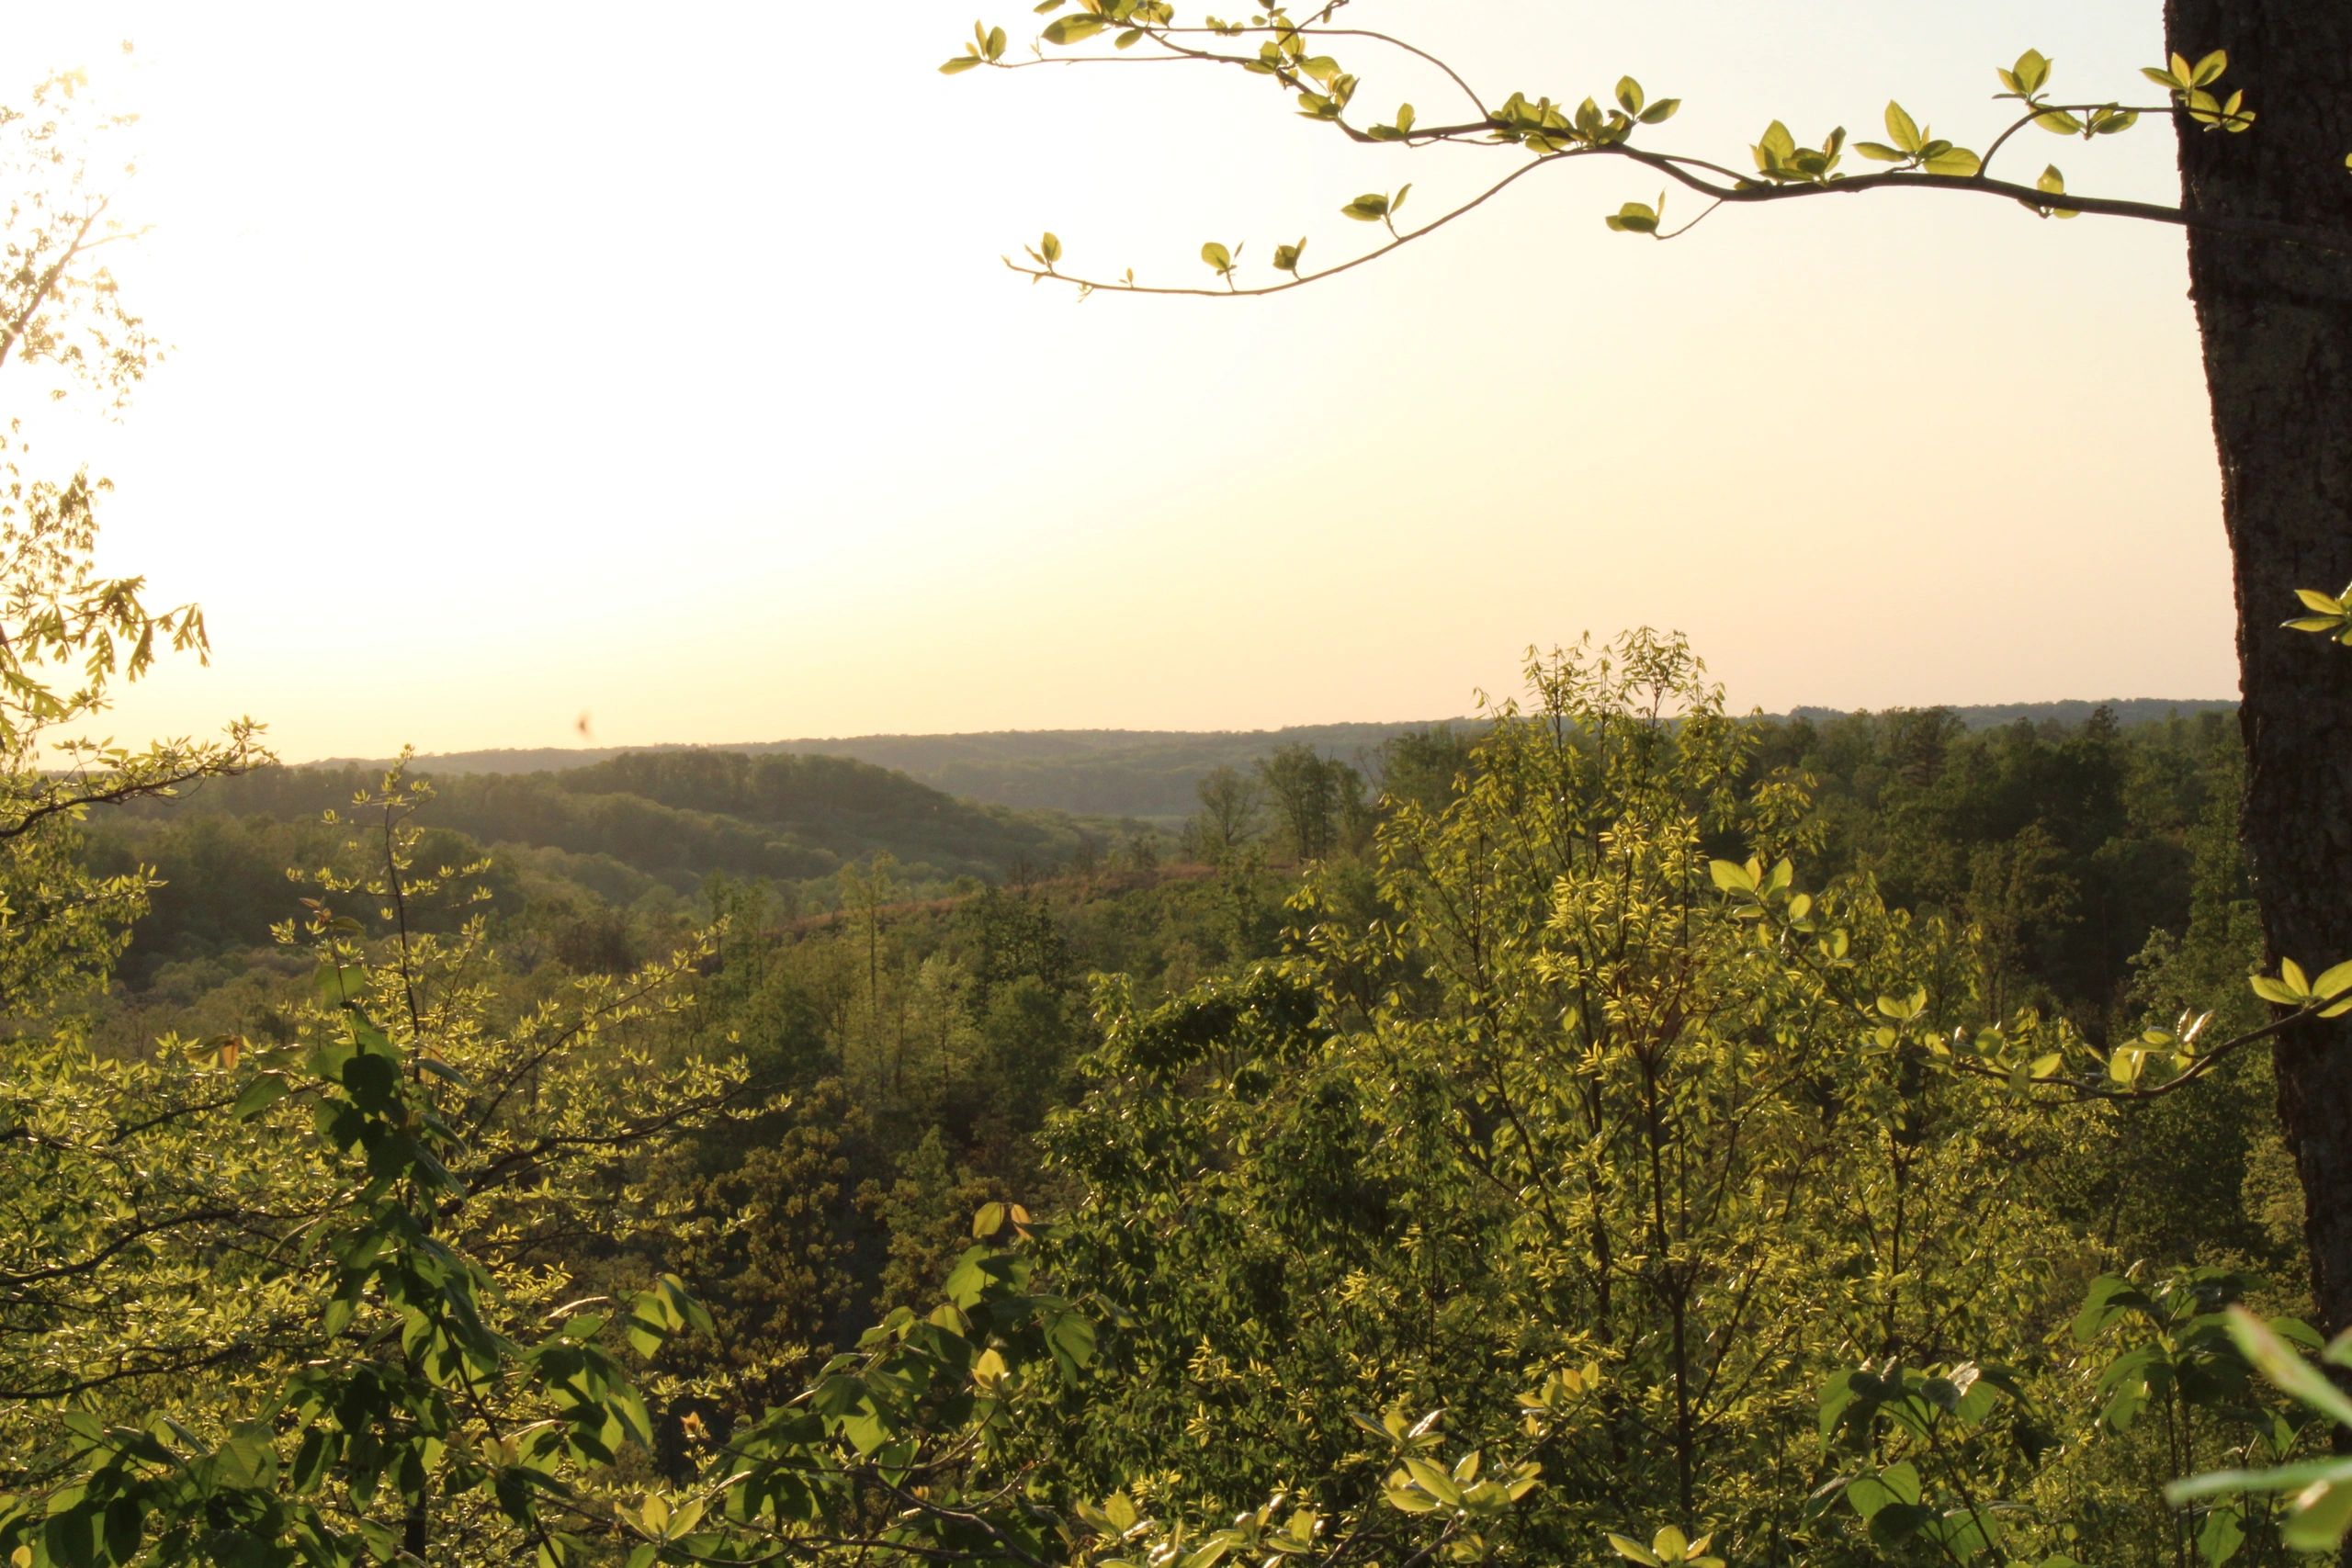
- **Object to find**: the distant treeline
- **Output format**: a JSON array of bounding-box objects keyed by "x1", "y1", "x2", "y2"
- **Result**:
[
  {"x1": 312, "y1": 722, "x2": 1458, "y2": 822},
  {"x1": 314, "y1": 698, "x2": 2236, "y2": 822},
  {"x1": 84, "y1": 699, "x2": 2246, "y2": 1025},
  {"x1": 1786, "y1": 697, "x2": 2236, "y2": 731}
]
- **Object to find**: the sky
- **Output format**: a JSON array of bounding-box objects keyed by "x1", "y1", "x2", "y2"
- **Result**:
[{"x1": 12, "y1": 2, "x2": 2233, "y2": 761}]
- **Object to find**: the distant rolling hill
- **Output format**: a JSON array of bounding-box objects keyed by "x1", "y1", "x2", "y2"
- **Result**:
[
  {"x1": 315, "y1": 722, "x2": 1465, "y2": 823},
  {"x1": 85, "y1": 749, "x2": 1132, "y2": 984},
  {"x1": 111, "y1": 750, "x2": 1103, "y2": 890},
  {"x1": 92, "y1": 701, "x2": 2244, "y2": 978},
  {"x1": 317, "y1": 700, "x2": 2239, "y2": 823}
]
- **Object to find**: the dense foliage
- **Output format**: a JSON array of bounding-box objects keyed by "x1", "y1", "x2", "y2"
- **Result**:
[{"x1": 22, "y1": 620, "x2": 2335, "y2": 1563}]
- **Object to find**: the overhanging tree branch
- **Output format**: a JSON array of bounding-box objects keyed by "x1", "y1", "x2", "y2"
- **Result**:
[{"x1": 965, "y1": 8, "x2": 2352, "y2": 300}]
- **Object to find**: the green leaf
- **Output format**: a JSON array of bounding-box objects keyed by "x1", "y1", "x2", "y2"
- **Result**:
[
  {"x1": 1606, "y1": 1533, "x2": 1661, "y2": 1565},
  {"x1": 1922, "y1": 145, "x2": 1983, "y2": 177},
  {"x1": 939, "y1": 56, "x2": 983, "y2": 74},
  {"x1": 557, "y1": 1310, "x2": 609, "y2": 1343},
  {"x1": 626, "y1": 1312, "x2": 668, "y2": 1359},
  {"x1": 1853, "y1": 141, "x2": 1907, "y2": 163},
  {"x1": 1340, "y1": 193, "x2": 1390, "y2": 221},
  {"x1": 2191, "y1": 49, "x2": 2228, "y2": 86},
  {"x1": 44, "y1": 1509, "x2": 97, "y2": 1568},
  {"x1": 2230, "y1": 1307, "x2": 2352, "y2": 1428},
  {"x1": 291, "y1": 1427, "x2": 334, "y2": 1494},
  {"x1": 659, "y1": 1272, "x2": 714, "y2": 1337},
  {"x1": 2251, "y1": 975, "x2": 2302, "y2": 1006},
  {"x1": 1875, "y1": 988, "x2": 1925, "y2": 1021},
  {"x1": 1868, "y1": 1502, "x2": 1933, "y2": 1547},
  {"x1": 1614, "y1": 76, "x2": 1645, "y2": 115},
  {"x1": 2197, "y1": 1503, "x2": 2245, "y2": 1566},
  {"x1": 1925, "y1": 1509, "x2": 2000, "y2": 1560},
  {"x1": 1046, "y1": 1307, "x2": 1097, "y2": 1374},
  {"x1": 102, "y1": 1498, "x2": 141, "y2": 1565},
  {"x1": 2313, "y1": 959, "x2": 2352, "y2": 1000},
  {"x1": 1406, "y1": 1455, "x2": 1459, "y2": 1498},
  {"x1": 232, "y1": 1071, "x2": 291, "y2": 1120},
  {"x1": 2295, "y1": 588, "x2": 2346, "y2": 613},
  {"x1": 1605, "y1": 202, "x2": 1658, "y2": 234},
  {"x1": 2285, "y1": 1476, "x2": 2352, "y2": 1551},
  {"x1": 1884, "y1": 101, "x2": 1924, "y2": 153},
  {"x1": 2032, "y1": 164, "x2": 2078, "y2": 218},
  {"x1": 2171, "y1": 1455, "x2": 2352, "y2": 1504},
  {"x1": 1200, "y1": 241, "x2": 1235, "y2": 273},
  {"x1": 1043, "y1": 15, "x2": 1108, "y2": 44},
  {"x1": 415, "y1": 1054, "x2": 473, "y2": 1089},
  {"x1": 314, "y1": 963, "x2": 368, "y2": 1008}
]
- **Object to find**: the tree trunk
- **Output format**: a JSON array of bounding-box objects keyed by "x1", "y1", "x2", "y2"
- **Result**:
[{"x1": 2165, "y1": 0, "x2": 2352, "y2": 1342}]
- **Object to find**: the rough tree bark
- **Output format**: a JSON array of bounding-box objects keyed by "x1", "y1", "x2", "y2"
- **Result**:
[{"x1": 2166, "y1": 0, "x2": 2352, "y2": 1344}]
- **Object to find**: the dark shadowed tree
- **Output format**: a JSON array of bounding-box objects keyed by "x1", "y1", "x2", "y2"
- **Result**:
[{"x1": 1184, "y1": 763, "x2": 1265, "y2": 861}]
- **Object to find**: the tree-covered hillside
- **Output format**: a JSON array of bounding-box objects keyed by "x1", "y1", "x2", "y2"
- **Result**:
[
  {"x1": 88, "y1": 696, "x2": 2251, "y2": 1044},
  {"x1": 107, "y1": 750, "x2": 1097, "y2": 880},
  {"x1": 82, "y1": 750, "x2": 1120, "y2": 985},
  {"x1": 326, "y1": 699, "x2": 2236, "y2": 822}
]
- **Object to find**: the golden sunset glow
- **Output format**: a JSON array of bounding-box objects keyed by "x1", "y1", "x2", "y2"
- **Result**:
[{"x1": 25, "y1": 1, "x2": 2225, "y2": 760}]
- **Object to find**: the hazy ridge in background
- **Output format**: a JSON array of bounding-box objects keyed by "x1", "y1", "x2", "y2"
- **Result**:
[{"x1": 317, "y1": 698, "x2": 2237, "y2": 823}]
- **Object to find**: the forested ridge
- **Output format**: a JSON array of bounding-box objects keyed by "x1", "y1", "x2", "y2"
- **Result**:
[
  {"x1": 84, "y1": 748, "x2": 1112, "y2": 979},
  {"x1": 82, "y1": 699, "x2": 2235, "y2": 1011},
  {"x1": 323, "y1": 698, "x2": 2236, "y2": 822}
]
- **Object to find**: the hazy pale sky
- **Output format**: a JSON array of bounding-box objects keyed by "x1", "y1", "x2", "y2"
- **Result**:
[{"x1": 17, "y1": 2, "x2": 2230, "y2": 761}]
